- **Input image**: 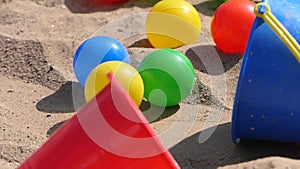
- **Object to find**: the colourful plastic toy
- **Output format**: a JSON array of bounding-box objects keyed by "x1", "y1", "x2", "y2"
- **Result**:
[
  {"x1": 211, "y1": 0, "x2": 255, "y2": 54},
  {"x1": 232, "y1": 0, "x2": 300, "y2": 144},
  {"x1": 73, "y1": 36, "x2": 130, "y2": 86},
  {"x1": 146, "y1": 0, "x2": 201, "y2": 48},
  {"x1": 138, "y1": 49, "x2": 195, "y2": 107},
  {"x1": 85, "y1": 61, "x2": 144, "y2": 106},
  {"x1": 18, "y1": 73, "x2": 179, "y2": 169}
]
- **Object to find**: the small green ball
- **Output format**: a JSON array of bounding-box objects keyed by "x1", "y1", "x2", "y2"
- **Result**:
[{"x1": 138, "y1": 49, "x2": 195, "y2": 107}]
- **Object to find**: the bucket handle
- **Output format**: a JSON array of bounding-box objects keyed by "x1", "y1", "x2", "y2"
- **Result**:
[{"x1": 254, "y1": 2, "x2": 300, "y2": 63}]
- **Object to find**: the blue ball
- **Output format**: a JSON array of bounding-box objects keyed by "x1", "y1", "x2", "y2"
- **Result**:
[{"x1": 73, "y1": 36, "x2": 130, "y2": 86}]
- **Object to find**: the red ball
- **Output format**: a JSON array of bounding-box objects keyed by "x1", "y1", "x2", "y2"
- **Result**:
[{"x1": 211, "y1": 0, "x2": 256, "y2": 54}]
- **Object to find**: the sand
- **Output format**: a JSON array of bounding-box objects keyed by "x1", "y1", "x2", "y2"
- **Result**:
[{"x1": 0, "y1": 0, "x2": 300, "y2": 168}]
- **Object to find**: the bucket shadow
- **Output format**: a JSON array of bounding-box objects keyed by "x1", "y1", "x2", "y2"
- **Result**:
[
  {"x1": 64, "y1": 0, "x2": 159, "y2": 13},
  {"x1": 36, "y1": 81, "x2": 85, "y2": 113},
  {"x1": 185, "y1": 45, "x2": 243, "y2": 75},
  {"x1": 170, "y1": 123, "x2": 300, "y2": 168}
]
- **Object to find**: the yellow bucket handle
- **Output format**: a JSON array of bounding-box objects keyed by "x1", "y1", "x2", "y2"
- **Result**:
[{"x1": 254, "y1": 2, "x2": 300, "y2": 63}]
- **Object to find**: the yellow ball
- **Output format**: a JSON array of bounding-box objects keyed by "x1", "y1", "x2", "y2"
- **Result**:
[
  {"x1": 146, "y1": 0, "x2": 201, "y2": 48},
  {"x1": 84, "y1": 61, "x2": 144, "y2": 106}
]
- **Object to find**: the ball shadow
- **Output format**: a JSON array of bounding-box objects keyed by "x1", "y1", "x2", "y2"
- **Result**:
[
  {"x1": 64, "y1": 0, "x2": 125, "y2": 13},
  {"x1": 170, "y1": 122, "x2": 300, "y2": 168},
  {"x1": 194, "y1": 0, "x2": 224, "y2": 16},
  {"x1": 47, "y1": 120, "x2": 68, "y2": 137},
  {"x1": 64, "y1": 0, "x2": 159, "y2": 13},
  {"x1": 140, "y1": 100, "x2": 180, "y2": 123},
  {"x1": 128, "y1": 38, "x2": 153, "y2": 48},
  {"x1": 36, "y1": 81, "x2": 85, "y2": 113},
  {"x1": 185, "y1": 45, "x2": 243, "y2": 75}
]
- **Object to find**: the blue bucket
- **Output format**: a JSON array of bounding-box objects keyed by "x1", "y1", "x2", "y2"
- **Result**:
[{"x1": 231, "y1": 0, "x2": 300, "y2": 143}]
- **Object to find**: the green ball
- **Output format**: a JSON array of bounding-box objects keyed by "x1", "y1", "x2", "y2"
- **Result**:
[{"x1": 138, "y1": 49, "x2": 195, "y2": 107}]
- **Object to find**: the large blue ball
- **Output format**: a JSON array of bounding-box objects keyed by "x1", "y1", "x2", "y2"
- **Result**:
[{"x1": 73, "y1": 36, "x2": 130, "y2": 86}]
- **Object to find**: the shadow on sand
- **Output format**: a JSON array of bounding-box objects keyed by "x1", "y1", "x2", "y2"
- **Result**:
[
  {"x1": 185, "y1": 45, "x2": 243, "y2": 75},
  {"x1": 36, "y1": 81, "x2": 85, "y2": 113},
  {"x1": 170, "y1": 123, "x2": 300, "y2": 168},
  {"x1": 64, "y1": 0, "x2": 159, "y2": 13}
]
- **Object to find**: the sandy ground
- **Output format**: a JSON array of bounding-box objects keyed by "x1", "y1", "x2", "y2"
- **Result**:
[{"x1": 0, "y1": 0, "x2": 300, "y2": 168}]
